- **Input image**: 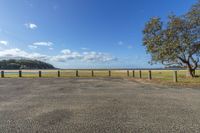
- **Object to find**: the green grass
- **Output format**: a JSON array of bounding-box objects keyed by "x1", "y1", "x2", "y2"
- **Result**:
[{"x1": 1, "y1": 69, "x2": 200, "y2": 85}]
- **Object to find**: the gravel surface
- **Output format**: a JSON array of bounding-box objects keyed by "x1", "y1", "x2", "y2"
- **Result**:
[{"x1": 0, "y1": 78, "x2": 200, "y2": 133}]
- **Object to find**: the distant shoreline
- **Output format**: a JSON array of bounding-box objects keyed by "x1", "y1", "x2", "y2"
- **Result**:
[{"x1": 1, "y1": 68, "x2": 199, "y2": 71}]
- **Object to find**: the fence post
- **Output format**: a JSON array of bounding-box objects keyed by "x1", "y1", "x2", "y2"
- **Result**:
[
  {"x1": 39, "y1": 71, "x2": 42, "y2": 78},
  {"x1": 76, "y1": 70, "x2": 79, "y2": 77},
  {"x1": 139, "y1": 70, "x2": 142, "y2": 78},
  {"x1": 58, "y1": 70, "x2": 60, "y2": 77},
  {"x1": 19, "y1": 70, "x2": 22, "y2": 77},
  {"x1": 132, "y1": 70, "x2": 135, "y2": 77},
  {"x1": 109, "y1": 70, "x2": 111, "y2": 77},
  {"x1": 1, "y1": 71, "x2": 4, "y2": 78},
  {"x1": 173, "y1": 71, "x2": 178, "y2": 83},
  {"x1": 127, "y1": 70, "x2": 129, "y2": 77},
  {"x1": 91, "y1": 70, "x2": 94, "y2": 77},
  {"x1": 148, "y1": 70, "x2": 152, "y2": 80}
]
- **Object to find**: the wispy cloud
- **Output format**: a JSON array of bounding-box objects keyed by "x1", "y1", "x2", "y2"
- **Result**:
[
  {"x1": 25, "y1": 23, "x2": 38, "y2": 30},
  {"x1": 0, "y1": 40, "x2": 8, "y2": 46},
  {"x1": 33, "y1": 42, "x2": 53, "y2": 47},
  {"x1": 81, "y1": 47, "x2": 90, "y2": 50},
  {"x1": 118, "y1": 41, "x2": 133, "y2": 49},
  {"x1": 28, "y1": 45, "x2": 38, "y2": 49},
  {"x1": 49, "y1": 47, "x2": 54, "y2": 50},
  {"x1": 28, "y1": 42, "x2": 53, "y2": 50}
]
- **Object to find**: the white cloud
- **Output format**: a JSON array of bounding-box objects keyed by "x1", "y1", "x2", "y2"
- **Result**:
[
  {"x1": 0, "y1": 40, "x2": 8, "y2": 46},
  {"x1": 82, "y1": 51, "x2": 116, "y2": 62},
  {"x1": 61, "y1": 49, "x2": 71, "y2": 54},
  {"x1": 52, "y1": 49, "x2": 82, "y2": 62},
  {"x1": 0, "y1": 48, "x2": 49, "y2": 61},
  {"x1": 52, "y1": 49, "x2": 116, "y2": 62},
  {"x1": 29, "y1": 42, "x2": 53, "y2": 50},
  {"x1": 33, "y1": 42, "x2": 53, "y2": 47},
  {"x1": 0, "y1": 48, "x2": 117, "y2": 63},
  {"x1": 25, "y1": 23, "x2": 38, "y2": 30}
]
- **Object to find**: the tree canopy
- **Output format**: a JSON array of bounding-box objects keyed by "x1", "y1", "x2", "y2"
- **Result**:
[{"x1": 143, "y1": 0, "x2": 200, "y2": 77}]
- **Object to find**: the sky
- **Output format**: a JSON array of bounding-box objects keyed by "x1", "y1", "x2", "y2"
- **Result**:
[{"x1": 0, "y1": 0, "x2": 197, "y2": 68}]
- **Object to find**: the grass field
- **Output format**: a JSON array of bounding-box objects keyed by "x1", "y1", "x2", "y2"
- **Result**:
[
  {"x1": 1, "y1": 69, "x2": 200, "y2": 85},
  {"x1": 137, "y1": 70, "x2": 200, "y2": 86}
]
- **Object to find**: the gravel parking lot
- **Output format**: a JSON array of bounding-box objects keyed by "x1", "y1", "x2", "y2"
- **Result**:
[{"x1": 0, "y1": 78, "x2": 200, "y2": 133}]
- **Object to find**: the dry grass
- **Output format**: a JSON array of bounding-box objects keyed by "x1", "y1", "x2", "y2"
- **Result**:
[{"x1": 133, "y1": 70, "x2": 200, "y2": 87}]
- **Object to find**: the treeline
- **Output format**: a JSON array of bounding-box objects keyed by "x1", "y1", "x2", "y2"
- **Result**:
[
  {"x1": 165, "y1": 65, "x2": 200, "y2": 69},
  {"x1": 0, "y1": 59, "x2": 55, "y2": 69}
]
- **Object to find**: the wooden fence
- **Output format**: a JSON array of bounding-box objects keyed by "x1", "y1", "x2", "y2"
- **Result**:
[{"x1": 0, "y1": 69, "x2": 191, "y2": 83}]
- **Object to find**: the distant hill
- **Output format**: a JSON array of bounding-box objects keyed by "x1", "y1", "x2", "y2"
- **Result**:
[{"x1": 0, "y1": 59, "x2": 55, "y2": 69}]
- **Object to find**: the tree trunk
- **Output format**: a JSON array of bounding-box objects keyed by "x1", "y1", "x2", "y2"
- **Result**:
[{"x1": 187, "y1": 66, "x2": 195, "y2": 77}]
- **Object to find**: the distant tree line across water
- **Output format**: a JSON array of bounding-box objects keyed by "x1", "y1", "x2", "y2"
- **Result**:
[
  {"x1": 165, "y1": 65, "x2": 200, "y2": 69},
  {"x1": 0, "y1": 59, "x2": 55, "y2": 69}
]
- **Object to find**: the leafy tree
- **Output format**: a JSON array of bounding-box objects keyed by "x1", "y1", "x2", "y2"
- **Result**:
[{"x1": 143, "y1": 0, "x2": 200, "y2": 77}]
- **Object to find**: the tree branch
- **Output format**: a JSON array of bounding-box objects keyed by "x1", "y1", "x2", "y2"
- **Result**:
[
  {"x1": 178, "y1": 56, "x2": 188, "y2": 64},
  {"x1": 191, "y1": 57, "x2": 199, "y2": 69}
]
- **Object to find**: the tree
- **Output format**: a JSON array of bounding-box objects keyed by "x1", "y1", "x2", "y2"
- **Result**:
[{"x1": 143, "y1": 0, "x2": 200, "y2": 77}]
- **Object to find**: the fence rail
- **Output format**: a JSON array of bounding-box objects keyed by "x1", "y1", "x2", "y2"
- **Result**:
[{"x1": 0, "y1": 69, "x2": 199, "y2": 83}]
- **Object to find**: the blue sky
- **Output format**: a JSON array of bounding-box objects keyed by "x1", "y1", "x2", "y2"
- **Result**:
[{"x1": 0, "y1": 0, "x2": 197, "y2": 68}]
